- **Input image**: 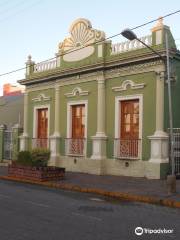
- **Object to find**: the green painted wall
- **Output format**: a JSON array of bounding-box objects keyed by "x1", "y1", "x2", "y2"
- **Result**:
[
  {"x1": 26, "y1": 71, "x2": 157, "y2": 160},
  {"x1": 59, "y1": 81, "x2": 97, "y2": 157},
  {"x1": 27, "y1": 81, "x2": 97, "y2": 157},
  {"x1": 164, "y1": 58, "x2": 180, "y2": 130},
  {"x1": 27, "y1": 88, "x2": 55, "y2": 149},
  {"x1": 106, "y1": 71, "x2": 156, "y2": 160}
]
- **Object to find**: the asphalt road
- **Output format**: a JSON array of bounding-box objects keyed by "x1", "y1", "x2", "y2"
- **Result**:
[{"x1": 0, "y1": 180, "x2": 179, "y2": 240}]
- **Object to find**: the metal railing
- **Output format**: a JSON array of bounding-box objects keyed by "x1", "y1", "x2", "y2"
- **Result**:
[
  {"x1": 3, "y1": 130, "x2": 13, "y2": 160},
  {"x1": 32, "y1": 138, "x2": 49, "y2": 149},
  {"x1": 170, "y1": 129, "x2": 180, "y2": 176},
  {"x1": 114, "y1": 139, "x2": 141, "y2": 159},
  {"x1": 65, "y1": 138, "x2": 86, "y2": 156}
]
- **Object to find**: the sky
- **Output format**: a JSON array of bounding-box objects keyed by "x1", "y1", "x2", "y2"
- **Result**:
[{"x1": 0, "y1": 0, "x2": 180, "y2": 96}]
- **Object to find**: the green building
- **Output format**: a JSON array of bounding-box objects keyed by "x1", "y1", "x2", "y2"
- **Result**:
[{"x1": 19, "y1": 18, "x2": 180, "y2": 179}]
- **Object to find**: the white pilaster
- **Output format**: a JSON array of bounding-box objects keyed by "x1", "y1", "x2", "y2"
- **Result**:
[
  {"x1": 91, "y1": 72, "x2": 107, "y2": 160},
  {"x1": 54, "y1": 86, "x2": 61, "y2": 137},
  {"x1": 148, "y1": 133, "x2": 169, "y2": 163},
  {"x1": 49, "y1": 86, "x2": 61, "y2": 166},
  {"x1": 148, "y1": 71, "x2": 169, "y2": 166}
]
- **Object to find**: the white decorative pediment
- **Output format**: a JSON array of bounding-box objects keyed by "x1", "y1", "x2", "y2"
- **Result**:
[
  {"x1": 112, "y1": 80, "x2": 146, "y2": 92},
  {"x1": 59, "y1": 18, "x2": 105, "y2": 62},
  {"x1": 64, "y1": 87, "x2": 89, "y2": 98},
  {"x1": 32, "y1": 93, "x2": 51, "y2": 102}
]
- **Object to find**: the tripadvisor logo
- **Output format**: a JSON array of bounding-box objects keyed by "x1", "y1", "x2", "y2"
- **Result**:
[
  {"x1": 135, "y1": 227, "x2": 173, "y2": 235},
  {"x1": 135, "y1": 227, "x2": 143, "y2": 236}
]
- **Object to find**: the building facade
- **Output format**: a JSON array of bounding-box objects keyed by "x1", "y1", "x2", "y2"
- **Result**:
[
  {"x1": 0, "y1": 84, "x2": 24, "y2": 128},
  {"x1": 19, "y1": 18, "x2": 180, "y2": 179},
  {"x1": 3, "y1": 83, "x2": 24, "y2": 96},
  {"x1": 0, "y1": 84, "x2": 24, "y2": 162}
]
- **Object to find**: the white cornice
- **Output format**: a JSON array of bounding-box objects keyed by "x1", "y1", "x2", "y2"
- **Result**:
[{"x1": 105, "y1": 60, "x2": 164, "y2": 79}]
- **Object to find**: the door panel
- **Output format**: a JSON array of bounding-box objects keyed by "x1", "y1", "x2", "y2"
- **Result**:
[
  {"x1": 36, "y1": 108, "x2": 48, "y2": 148},
  {"x1": 120, "y1": 100, "x2": 139, "y2": 139},
  {"x1": 70, "y1": 104, "x2": 85, "y2": 155},
  {"x1": 37, "y1": 108, "x2": 48, "y2": 139},
  {"x1": 120, "y1": 100, "x2": 139, "y2": 158},
  {"x1": 72, "y1": 105, "x2": 85, "y2": 138}
]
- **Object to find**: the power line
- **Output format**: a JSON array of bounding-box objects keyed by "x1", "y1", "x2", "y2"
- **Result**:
[
  {"x1": 0, "y1": 0, "x2": 42, "y2": 23},
  {"x1": 131, "y1": 9, "x2": 180, "y2": 30},
  {"x1": 0, "y1": 9, "x2": 180, "y2": 78},
  {"x1": 0, "y1": 0, "x2": 27, "y2": 16}
]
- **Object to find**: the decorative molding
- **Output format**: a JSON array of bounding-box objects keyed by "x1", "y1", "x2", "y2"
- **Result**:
[
  {"x1": 59, "y1": 18, "x2": 105, "y2": 62},
  {"x1": 26, "y1": 73, "x2": 97, "y2": 93},
  {"x1": 112, "y1": 80, "x2": 146, "y2": 92},
  {"x1": 105, "y1": 60, "x2": 164, "y2": 80},
  {"x1": 26, "y1": 82, "x2": 55, "y2": 92},
  {"x1": 32, "y1": 93, "x2": 51, "y2": 102},
  {"x1": 26, "y1": 60, "x2": 164, "y2": 93},
  {"x1": 64, "y1": 87, "x2": 89, "y2": 98}
]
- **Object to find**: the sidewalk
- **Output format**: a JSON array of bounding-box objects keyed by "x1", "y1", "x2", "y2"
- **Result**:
[{"x1": 0, "y1": 166, "x2": 180, "y2": 208}]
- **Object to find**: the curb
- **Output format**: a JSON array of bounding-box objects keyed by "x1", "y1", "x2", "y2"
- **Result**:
[
  {"x1": 0, "y1": 175, "x2": 180, "y2": 209},
  {"x1": 0, "y1": 163, "x2": 9, "y2": 167}
]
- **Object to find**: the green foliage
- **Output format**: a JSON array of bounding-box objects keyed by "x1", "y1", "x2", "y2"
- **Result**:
[
  {"x1": 17, "y1": 151, "x2": 33, "y2": 166},
  {"x1": 16, "y1": 149, "x2": 50, "y2": 167},
  {"x1": 31, "y1": 148, "x2": 50, "y2": 167}
]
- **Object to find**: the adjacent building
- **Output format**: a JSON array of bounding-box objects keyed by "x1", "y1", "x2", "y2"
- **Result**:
[
  {"x1": 0, "y1": 84, "x2": 24, "y2": 128},
  {"x1": 0, "y1": 84, "x2": 24, "y2": 161},
  {"x1": 18, "y1": 18, "x2": 180, "y2": 179},
  {"x1": 3, "y1": 83, "x2": 24, "y2": 96}
]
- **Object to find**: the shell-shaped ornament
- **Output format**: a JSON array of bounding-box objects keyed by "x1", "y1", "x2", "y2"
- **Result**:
[{"x1": 59, "y1": 18, "x2": 105, "y2": 62}]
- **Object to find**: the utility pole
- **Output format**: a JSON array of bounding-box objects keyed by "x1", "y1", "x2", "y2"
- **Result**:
[
  {"x1": 165, "y1": 33, "x2": 175, "y2": 175},
  {"x1": 166, "y1": 33, "x2": 176, "y2": 194}
]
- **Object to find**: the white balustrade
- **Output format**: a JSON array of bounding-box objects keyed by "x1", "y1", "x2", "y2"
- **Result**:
[
  {"x1": 34, "y1": 59, "x2": 57, "y2": 73},
  {"x1": 111, "y1": 35, "x2": 152, "y2": 55}
]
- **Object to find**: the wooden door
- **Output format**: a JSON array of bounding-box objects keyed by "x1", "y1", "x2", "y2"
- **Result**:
[
  {"x1": 37, "y1": 108, "x2": 48, "y2": 148},
  {"x1": 120, "y1": 100, "x2": 139, "y2": 157},
  {"x1": 71, "y1": 104, "x2": 85, "y2": 155},
  {"x1": 72, "y1": 105, "x2": 85, "y2": 139}
]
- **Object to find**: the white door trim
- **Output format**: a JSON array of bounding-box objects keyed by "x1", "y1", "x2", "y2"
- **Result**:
[
  {"x1": 114, "y1": 94, "x2": 143, "y2": 159},
  {"x1": 33, "y1": 104, "x2": 50, "y2": 138},
  {"x1": 67, "y1": 100, "x2": 88, "y2": 138}
]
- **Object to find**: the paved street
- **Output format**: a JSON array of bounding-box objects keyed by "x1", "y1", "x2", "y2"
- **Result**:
[
  {"x1": 0, "y1": 180, "x2": 179, "y2": 240},
  {"x1": 1, "y1": 166, "x2": 180, "y2": 204}
]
